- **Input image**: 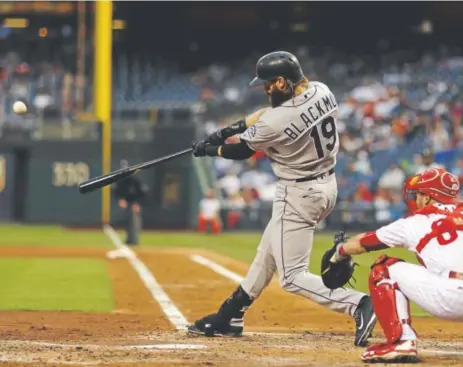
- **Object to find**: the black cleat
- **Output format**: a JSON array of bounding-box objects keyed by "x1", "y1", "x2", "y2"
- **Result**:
[
  {"x1": 354, "y1": 296, "x2": 377, "y2": 347},
  {"x1": 187, "y1": 314, "x2": 243, "y2": 337}
]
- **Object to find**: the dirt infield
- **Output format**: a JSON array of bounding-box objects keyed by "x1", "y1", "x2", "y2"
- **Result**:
[{"x1": 0, "y1": 246, "x2": 462, "y2": 367}]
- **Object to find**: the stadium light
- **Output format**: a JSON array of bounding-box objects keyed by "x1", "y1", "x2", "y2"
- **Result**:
[
  {"x1": 420, "y1": 20, "x2": 433, "y2": 34},
  {"x1": 3, "y1": 18, "x2": 28, "y2": 28},
  {"x1": 39, "y1": 27, "x2": 48, "y2": 37},
  {"x1": 112, "y1": 19, "x2": 126, "y2": 30}
]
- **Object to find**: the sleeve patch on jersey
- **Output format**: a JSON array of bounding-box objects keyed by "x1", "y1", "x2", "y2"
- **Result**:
[{"x1": 247, "y1": 125, "x2": 257, "y2": 138}]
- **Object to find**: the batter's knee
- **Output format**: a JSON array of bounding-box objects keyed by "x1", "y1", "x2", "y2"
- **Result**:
[{"x1": 279, "y1": 271, "x2": 303, "y2": 293}]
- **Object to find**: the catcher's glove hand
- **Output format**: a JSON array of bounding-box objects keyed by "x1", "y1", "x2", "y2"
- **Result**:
[{"x1": 320, "y1": 231, "x2": 357, "y2": 290}]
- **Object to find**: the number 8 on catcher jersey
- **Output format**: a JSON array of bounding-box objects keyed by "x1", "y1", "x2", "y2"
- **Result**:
[{"x1": 239, "y1": 81, "x2": 339, "y2": 180}]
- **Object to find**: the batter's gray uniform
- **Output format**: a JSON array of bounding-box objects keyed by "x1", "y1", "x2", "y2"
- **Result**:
[{"x1": 238, "y1": 82, "x2": 366, "y2": 318}]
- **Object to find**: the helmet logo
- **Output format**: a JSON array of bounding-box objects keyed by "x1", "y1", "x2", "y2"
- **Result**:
[
  {"x1": 441, "y1": 172, "x2": 459, "y2": 192},
  {"x1": 409, "y1": 175, "x2": 420, "y2": 186}
]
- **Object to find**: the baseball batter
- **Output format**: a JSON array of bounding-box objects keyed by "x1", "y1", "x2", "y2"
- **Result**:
[
  {"x1": 329, "y1": 168, "x2": 463, "y2": 363},
  {"x1": 189, "y1": 51, "x2": 376, "y2": 346}
]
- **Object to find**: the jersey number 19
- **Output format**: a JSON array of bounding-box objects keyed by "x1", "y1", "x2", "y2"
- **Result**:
[{"x1": 310, "y1": 116, "x2": 337, "y2": 159}]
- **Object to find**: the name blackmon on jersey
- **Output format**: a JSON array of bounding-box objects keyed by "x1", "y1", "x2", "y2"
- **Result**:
[{"x1": 285, "y1": 93, "x2": 338, "y2": 140}]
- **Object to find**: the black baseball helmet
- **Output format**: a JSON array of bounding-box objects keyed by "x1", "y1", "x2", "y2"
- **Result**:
[{"x1": 250, "y1": 51, "x2": 305, "y2": 87}]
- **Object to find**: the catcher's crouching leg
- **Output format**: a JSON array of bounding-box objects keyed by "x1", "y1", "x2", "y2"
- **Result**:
[
  {"x1": 361, "y1": 255, "x2": 419, "y2": 363},
  {"x1": 187, "y1": 286, "x2": 253, "y2": 337}
]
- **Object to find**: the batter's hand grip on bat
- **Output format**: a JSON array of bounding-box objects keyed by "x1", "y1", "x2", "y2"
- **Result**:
[{"x1": 78, "y1": 147, "x2": 193, "y2": 194}]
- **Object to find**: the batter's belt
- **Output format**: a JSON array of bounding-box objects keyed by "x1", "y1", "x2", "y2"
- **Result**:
[{"x1": 292, "y1": 168, "x2": 335, "y2": 183}]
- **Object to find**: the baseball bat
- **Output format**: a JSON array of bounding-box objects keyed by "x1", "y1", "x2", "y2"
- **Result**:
[{"x1": 78, "y1": 148, "x2": 193, "y2": 194}]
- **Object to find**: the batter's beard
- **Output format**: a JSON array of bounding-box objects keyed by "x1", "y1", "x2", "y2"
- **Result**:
[{"x1": 268, "y1": 88, "x2": 292, "y2": 108}]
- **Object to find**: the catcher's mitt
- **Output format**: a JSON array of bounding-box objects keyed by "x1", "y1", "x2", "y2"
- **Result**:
[{"x1": 321, "y1": 231, "x2": 357, "y2": 290}]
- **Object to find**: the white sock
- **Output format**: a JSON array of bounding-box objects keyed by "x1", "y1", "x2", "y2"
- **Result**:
[
  {"x1": 401, "y1": 324, "x2": 417, "y2": 341},
  {"x1": 395, "y1": 289, "x2": 417, "y2": 341}
]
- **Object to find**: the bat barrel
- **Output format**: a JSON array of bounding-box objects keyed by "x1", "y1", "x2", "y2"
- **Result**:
[
  {"x1": 78, "y1": 168, "x2": 135, "y2": 194},
  {"x1": 78, "y1": 147, "x2": 193, "y2": 194}
]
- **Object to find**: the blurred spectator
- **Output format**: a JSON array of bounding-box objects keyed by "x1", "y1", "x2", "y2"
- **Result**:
[
  {"x1": 219, "y1": 168, "x2": 241, "y2": 198},
  {"x1": 350, "y1": 190, "x2": 374, "y2": 223},
  {"x1": 374, "y1": 188, "x2": 392, "y2": 223},
  {"x1": 390, "y1": 191, "x2": 406, "y2": 220},
  {"x1": 213, "y1": 157, "x2": 237, "y2": 179},
  {"x1": 34, "y1": 87, "x2": 54, "y2": 119},
  {"x1": 9, "y1": 63, "x2": 30, "y2": 102},
  {"x1": 240, "y1": 187, "x2": 262, "y2": 225},
  {"x1": 353, "y1": 150, "x2": 372, "y2": 176},
  {"x1": 378, "y1": 164, "x2": 405, "y2": 191},
  {"x1": 430, "y1": 118, "x2": 450, "y2": 153},
  {"x1": 61, "y1": 71, "x2": 75, "y2": 122},
  {"x1": 240, "y1": 165, "x2": 274, "y2": 193},
  {"x1": 198, "y1": 189, "x2": 221, "y2": 234},
  {"x1": 226, "y1": 192, "x2": 246, "y2": 229},
  {"x1": 356, "y1": 183, "x2": 373, "y2": 202},
  {"x1": 340, "y1": 133, "x2": 363, "y2": 154},
  {"x1": 414, "y1": 149, "x2": 445, "y2": 173},
  {"x1": 403, "y1": 154, "x2": 425, "y2": 175}
]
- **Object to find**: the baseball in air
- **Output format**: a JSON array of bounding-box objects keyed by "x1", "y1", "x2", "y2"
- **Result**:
[{"x1": 13, "y1": 101, "x2": 27, "y2": 115}]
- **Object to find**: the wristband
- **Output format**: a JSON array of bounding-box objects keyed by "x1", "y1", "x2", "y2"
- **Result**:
[
  {"x1": 222, "y1": 119, "x2": 247, "y2": 139},
  {"x1": 205, "y1": 145, "x2": 220, "y2": 157},
  {"x1": 230, "y1": 119, "x2": 247, "y2": 133},
  {"x1": 338, "y1": 245, "x2": 347, "y2": 257}
]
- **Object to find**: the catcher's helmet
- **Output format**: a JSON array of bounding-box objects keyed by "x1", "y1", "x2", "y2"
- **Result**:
[
  {"x1": 403, "y1": 168, "x2": 460, "y2": 209},
  {"x1": 250, "y1": 51, "x2": 304, "y2": 87}
]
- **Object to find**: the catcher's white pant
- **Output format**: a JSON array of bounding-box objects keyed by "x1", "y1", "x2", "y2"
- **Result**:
[
  {"x1": 240, "y1": 174, "x2": 365, "y2": 316},
  {"x1": 389, "y1": 262, "x2": 463, "y2": 320}
]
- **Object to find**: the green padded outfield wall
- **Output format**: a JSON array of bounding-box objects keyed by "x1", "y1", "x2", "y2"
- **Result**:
[
  {"x1": 142, "y1": 123, "x2": 196, "y2": 229},
  {"x1": 26, "y1": 140, "x2": 104, "y2": 225},
  {"x1": 24, "y1": 124, "x2": 198, "y2": 228}
]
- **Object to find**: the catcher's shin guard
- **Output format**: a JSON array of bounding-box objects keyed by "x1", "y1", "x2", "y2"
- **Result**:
[
  {"x1": 369, "y1": 256, "x2": 417, "y2": 344},
  {"x1": 187, "y1": 286, "x2": 253, "y2": 337}
]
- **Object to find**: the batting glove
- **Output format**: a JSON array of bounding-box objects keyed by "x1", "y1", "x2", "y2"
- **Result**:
[{"x1": 192, "y1": 140, "x2": 209, "y2": 157}]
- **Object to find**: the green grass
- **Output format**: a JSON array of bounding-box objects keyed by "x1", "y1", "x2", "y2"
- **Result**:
[
  {"x1": 0, "y1": 224, "x2": 110, "y2": 247},
  {"x1": 0, "y1": 225, "x2": 428, "y2": 316},
  {"x1": 136, "y1": 231, "x2": 428, "y2": 316},
  {"x1": 0, "y1": 258, "x2": 114, "y2": 312},
  {"x1": 137, "y1": 231, "x2": 264, "y2": 261}
]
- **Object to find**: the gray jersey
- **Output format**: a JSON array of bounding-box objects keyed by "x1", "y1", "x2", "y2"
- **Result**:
[{"x1": 239, "y1": 82, "x2": 339, "y2": 180}]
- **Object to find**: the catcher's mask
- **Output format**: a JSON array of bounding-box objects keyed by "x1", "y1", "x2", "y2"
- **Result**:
[{"x1": 403, "y1": 168, "x2": 460, "y2": 213}]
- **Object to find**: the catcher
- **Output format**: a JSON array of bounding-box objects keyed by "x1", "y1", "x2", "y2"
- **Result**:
[{"x1": 321, "y1": 167, "x2": 463, "y2": 363}]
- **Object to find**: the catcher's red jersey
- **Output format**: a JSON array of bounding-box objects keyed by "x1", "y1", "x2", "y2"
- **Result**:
[{"x1": 375, "y1": 203, "x2": 463, "y2": 277}]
